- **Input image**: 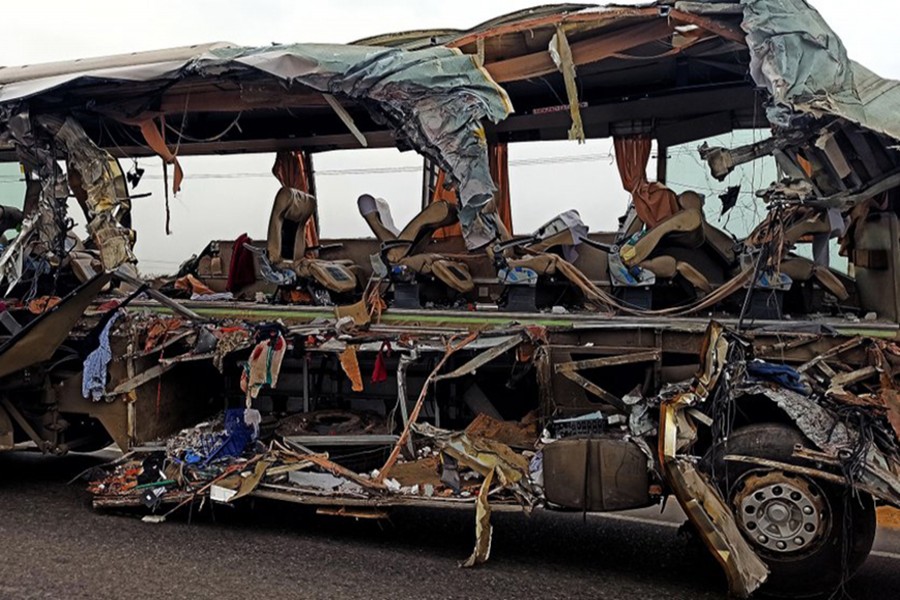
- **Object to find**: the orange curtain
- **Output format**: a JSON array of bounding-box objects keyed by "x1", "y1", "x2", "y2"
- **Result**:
[
  {"x1": 431, "y1": 170, "x2": 463, "y2": 239},
  {"x1": 613, "y1": 136, "x2": 678, "y2": 228},
  {"x1": 272, "y1": 150, "x2": 319, "y2": 248},
  {"x1": 139, "y1": 119, "x2": 183, "y2": 194},
  {"x1": 489, "y1": 142, "x2": 513, "y2": 234},
  {"x1": 431, "y1": 142, "x2": 513, "y2": 239}
]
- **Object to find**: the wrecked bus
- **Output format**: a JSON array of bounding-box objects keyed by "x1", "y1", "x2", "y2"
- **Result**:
[{"x1": 1, "y1": 1, "x2": 900, "y2": 597}]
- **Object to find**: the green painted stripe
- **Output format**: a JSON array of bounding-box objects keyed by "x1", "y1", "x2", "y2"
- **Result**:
[
  {"x1": 132, "y1": 305, "x2": 899, "y2": 338},
  {"x1": 137, "y1": 304, "x2": 577, "y2": 327}
]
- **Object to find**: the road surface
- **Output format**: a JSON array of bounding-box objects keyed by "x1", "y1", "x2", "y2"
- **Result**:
[{"x1": 1, "y1": 451, "x2": 898, "y2": 600}]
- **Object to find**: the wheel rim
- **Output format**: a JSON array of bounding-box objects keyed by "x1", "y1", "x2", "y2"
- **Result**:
[{"x1": 734, "y1": 471, "x2": 829, "y2": 556}]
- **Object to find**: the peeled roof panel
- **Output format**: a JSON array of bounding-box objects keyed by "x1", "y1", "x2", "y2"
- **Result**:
[
  {"x1": 741, "y1": 0, "x2": 900, "y2": 142},
  {"x1": 0, "y1": 42, "x2": 235, "y2": 85},
  {"x1": 0, "y1": 60, "x2": 191, "y2": 103},
  {"x1": 0, "y1": 42, "x2": 514, "y2": 249}
]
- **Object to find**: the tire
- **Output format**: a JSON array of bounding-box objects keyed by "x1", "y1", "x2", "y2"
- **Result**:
[{"x1": 715, "y1": 423, "x2": 876, "y2": 598}]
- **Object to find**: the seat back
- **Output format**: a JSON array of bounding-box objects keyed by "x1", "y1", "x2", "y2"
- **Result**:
[
  {"x1": 393, "y1": 201, "x2": 458, "y2": 261},
  {"x1": 267, "y1": 187, "x2": 317, "y2": 264},
  {"x1": 677, "y1": 191, "x2": 736, "y2": 265},
  {"x1": 358, "y1": 194, "x2": 459, "y2": 263},
  {"x1": 529, "y1": 210, "x2": 588, "y2": 254},
  {"x1": 701, "y1": 222, "x2": 738, "y2": 265}
]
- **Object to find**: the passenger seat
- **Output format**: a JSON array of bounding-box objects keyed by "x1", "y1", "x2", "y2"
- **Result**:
[
  {"x1": 357, "y1": 195, "x2": 474, "y2": 305},
  {"x1": 267, "y1": 187, "x2": 360, "y2": 295}
]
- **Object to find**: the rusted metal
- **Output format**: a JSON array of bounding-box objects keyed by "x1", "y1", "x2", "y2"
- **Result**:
[
  {"x1": 554, "y1": 349, "x2": 661, "y2": 373},
  {"x1": 433, "y1": 333, "x2": 524, "y2": 381},
  {"x1": 668, "y1": 9, "x2": 747, "y2": 44}
]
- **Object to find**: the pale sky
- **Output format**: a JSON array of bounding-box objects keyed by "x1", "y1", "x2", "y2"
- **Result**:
[{"x1": 2, "y1": 1, "x2": 897, "y2": 272}]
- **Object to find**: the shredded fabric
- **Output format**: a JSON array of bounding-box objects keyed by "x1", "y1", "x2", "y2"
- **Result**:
[
  {"x1": 82, "y1": 311, "x2": 121, "y2": 401},
  {"x1": 143, "y1": 317, "x2": 184, "y2": 352},
  {"x1": 243, "y1": 243, "x2": 296, "y2": 286},
  {"x1": 27, "y1": 296, "x2": 61, "y2": 314},
  {"x1": 371, "y1": 344, "x2": 390, "y2": 384},
  {"x1": 240, "y1": 333, "x2": 286, "y2": 399},
  {"x1": 339, "y1": 346, "x2": 364, "y2": 392},
  {"x1": 174, "y1": 273, "x2": 215, "y2": 296}
]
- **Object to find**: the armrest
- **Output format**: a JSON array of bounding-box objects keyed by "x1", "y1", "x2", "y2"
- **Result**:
[
  {"x1": 309, "y1": 243, "x2": 343, "y2": 253},
  {"x1": 379, "y1": 239, "x2": 413, "y2": 264},
  {"x1": 493, "y1": 235, "x2": 538, "y2": 254}
]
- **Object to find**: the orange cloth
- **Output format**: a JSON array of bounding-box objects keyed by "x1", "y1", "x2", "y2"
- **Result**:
[
  {"x1": 28, "y1": 296, "x2": 61, "y2": 314},
  {"x1": 431, "y1": 170, "x2": 463, "y2": 239},
  {"x1": 139, "y1": 119, "x2": 183, "y2": 194},
  {"x1": 143, "y1": 318, "x2": 184, "y2": 352},
  {"x1": 339, "y1": 346, "x2": 364, "y2": 392},
  {"x1": 613, "y1": 136, "x2": 678, "y2": 228},
  {"x1": 174, "y1": 274, "x2": 215, "y2": 296},
  {"x1": 489, "y1": 142, "x2": 513, "y2": 235}
]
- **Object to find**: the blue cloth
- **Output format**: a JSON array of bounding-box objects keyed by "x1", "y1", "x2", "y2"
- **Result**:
[
  {"x1": 82, "y1": 311, "x2": 121, "y2": 401},
  {"x1": 747, "y1": 360, "x2": 808, "y2": 394},
  {"x1": 205, "y1": 408, "x2": 255, "y2": 464}
]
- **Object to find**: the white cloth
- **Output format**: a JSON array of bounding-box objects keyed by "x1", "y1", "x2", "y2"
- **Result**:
[{"x1": 357, "y1": 194, "x2": 400, "y2": 235}]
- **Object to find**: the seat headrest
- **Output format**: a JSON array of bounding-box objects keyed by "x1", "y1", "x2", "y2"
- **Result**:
[
  {"x1": 357, "y1": 194, "x2": 400, "y2": 236},
  {"x1": 357, "y1": 194, "x2": 378, "y2": 216},
  {"x1": 677, "y1": 191, "x2": 704, "y2": 212}
]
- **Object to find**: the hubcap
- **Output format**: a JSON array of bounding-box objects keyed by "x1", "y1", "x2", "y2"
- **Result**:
[{"x1": 734, "y1": 472, "x2": 827, "y2": 555}]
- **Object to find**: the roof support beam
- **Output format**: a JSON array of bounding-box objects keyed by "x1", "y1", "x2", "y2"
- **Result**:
[
  {"x1": 484, "y1": 19, "x2": 675, "y2": 83},
  {"x1": 323, "y1": 94, "x2": 369, "y2": 148},
  {"x1": 668, "y1": 9, "x2": 747, "y2": 44},
  {"x1": 493, "y1": 85, "x2": 760, "y2": 135}
]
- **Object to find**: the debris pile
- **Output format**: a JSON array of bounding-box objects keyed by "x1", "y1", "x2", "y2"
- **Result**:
[{"x1": 89, "y1": 409, "x2": 542, "y2": 565}]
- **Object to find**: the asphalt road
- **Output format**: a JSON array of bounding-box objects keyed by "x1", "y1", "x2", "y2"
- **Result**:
[{"x1": 1, "y1": 451, "x2": 899, "y2": 600}]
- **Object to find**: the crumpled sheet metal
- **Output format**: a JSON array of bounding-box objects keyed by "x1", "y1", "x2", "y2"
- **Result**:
[
  {"x1": 741, "y1": 384, "x2": 855, "y2": 454},
  {"x1": 694, "y1": 322, "x2": 900, "y2": 507},
  {"x1": 0, "y1": 43, "x2": 513, "y2": 249},
  {"x1": 414, "y1": 422, "x2": 537, "y2": 567},
  {"x1": 0, "y1": 217, "x2": 36, "y2": 294},
  {"x1": 44, "y1": 116, "x2": 136, "y2": 269},
  {"x1": 202, "y1": 44, "x2": 512, "y2": 247},
  {"x1": 660, "y1": 394, "x2": 768, "y2": 598},
  {"x1": 741, "y1": 0, "x2": 900, "y2": 142},
  {"x1": 0, "y1": 113, "x2": 135, "y2": 281},
  {"x1": 744, "y1": 383, "x2": 900, "y2": 506},
  {"x1": 0, "y1": 110, "x2": 71, "y2": 288}
]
